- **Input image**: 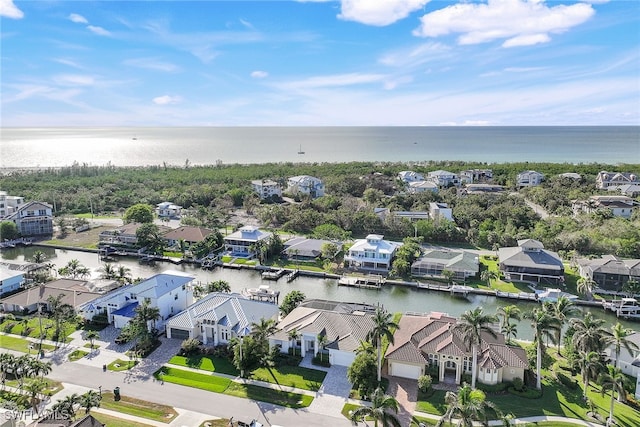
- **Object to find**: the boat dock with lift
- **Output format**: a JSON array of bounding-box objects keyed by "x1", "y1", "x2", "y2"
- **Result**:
[{"x1": 338, "y1": 274, "x2": 385, "y2": 289}]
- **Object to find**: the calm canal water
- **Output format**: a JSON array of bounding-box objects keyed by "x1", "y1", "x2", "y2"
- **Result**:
[{"x1": 2, "y1": 246, "x2": 637, "y2": 341}]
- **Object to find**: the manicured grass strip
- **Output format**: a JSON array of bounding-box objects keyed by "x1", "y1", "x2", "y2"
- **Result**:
[
  {"x1": 68, "y1": 349, "x2": 89, "y2": 361},
  {"x1": 169, "y1": 354, "x2": 239, "y2": 376},
  {"x1": 0, "y1": 334, "x2": 55, "y2": 353},
  {"x1": 0, "y1": 317, "x2": 76, "y2": 341},
  {"x1": 199, "y1": 420, "x2": 230, "y2": 427},
  {"x1": 92, "y1": 412, "x2": 156, "y2": 427},
  {"x1": 251, "y1": 365, "x2": 326, "y2": 391},
  {"x1": 156, "y1": 367, "x2": 312, "y2": 408},
  {"x1": 6, "y1": 377, "x2": 63, "y2": 395},
  {"x1": 342, "y1": 403, "x2": 360, "y2": 419},
  {"x1": 156, "y1": 366, "x2": 232, "y2": 393},
  {"x1": 84, "y1": 343, "x2": 100, "y2": 349},
  {"x1": 100, "y1": 392, "x2": 177, "y2": 423},
  {"x1": 225, "y1": 382, "x2": 313, "y2": 409},
  {"x1": 107, "y1": 359, "x2": 138, "y2": 371}
]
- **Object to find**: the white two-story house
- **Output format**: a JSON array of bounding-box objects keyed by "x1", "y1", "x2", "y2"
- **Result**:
[
  {"x1": 156, "y1": 201, "x2": 182, "y2": 219},
  {"x1": 251, "y1": 179, "x2": 282, "y2": 200},
  {"x1": 427, "y1": 170, "x2": 460, "y2": 188},
  {"x1": 596, "y1": 171, "x2": 639, "y2": 189},
  {"x1": 572, "y1": 195, "x2": 639, "y2": 219},
  {"x1": 344, "y1": 234, "x2": 400, "y2": 272},
  {"x1": 3, "y1": 201, "x2": 54, "y2": 237},
  {"x1": 398, "y1": 171, "x2": 425, "y2": 184},
  {"x1": 223, "y1": 226, "x2": 272, "y2": 258},
  {"x1": 0, "y1": 191, "x2": 25, "y2": 218},
  {"x1": 517, "y1": 170, "x2": 544, "y2": 188},
  {"x1": 287, "y1": 175, "x2": 325, "y2": 198}
]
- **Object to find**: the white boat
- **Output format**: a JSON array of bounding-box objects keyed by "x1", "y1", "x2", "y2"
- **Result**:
[
  {"x1": 604, "y1": 298, "x2": 640, "y2": 319},
  {"x1": 338, "y1": 274, "x2": 384, "y2": 289},
  {"x1": 297, "y1": 144, "x2": 305, "y2": 154},
  {"x1": 535, "y1": 288, "x2": 579, "y2": 303}
]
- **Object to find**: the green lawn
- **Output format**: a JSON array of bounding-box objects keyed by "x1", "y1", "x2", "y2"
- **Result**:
[
  {"x1": 108, "y1": 359, "x2": 138, "y2": 371},
  {"x1": 155, "y1": 366, "x2": 313, "y2": 408},
  {"x1": 100, "y1": 392, "x2": 177, "y2": 423},
  {"x1": 92, "y1": 412, "x2": 156, "y2": 427},
  {"x1": 68, "y1": 349, "x2": 89, "y2": 361},
  {"x1": 168, "y1": 354, "x2": 239, "y2": 376},
  {"x1": 5, "y1": 377, "x2": 63, "y2": 395},
  {"x1": 1, "y1": 317, "x2": 76, "y2": 342},
  {"x1": 0, "y1": 334, "x2": 56, "y2": 353},
  {"x1": 251, "y1": 365, "x2": 326, "y2": 391}
]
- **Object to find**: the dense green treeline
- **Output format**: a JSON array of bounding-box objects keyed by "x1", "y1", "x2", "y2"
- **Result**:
[{"x1": 1, "y1": 161, "x2": 639, "y2": 257}]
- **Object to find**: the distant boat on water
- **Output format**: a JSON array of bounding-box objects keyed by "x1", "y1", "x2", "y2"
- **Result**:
[
  {"x1": 297, "y1": 144, "x2": 305, "y2": 154},
  {"x1": 132, "y1": 135, "x2": 138, "y2": 140}
]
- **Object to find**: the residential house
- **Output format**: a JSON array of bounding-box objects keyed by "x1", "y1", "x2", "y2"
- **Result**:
[
  {"x1": 0, "y1": 191, "x2": 25, "y2": 218},
  {"x1": 558, "y1": 172, "x2": 582, "y2": 180},
  {"x1": 516, "y1": 170, "x2": 544, "y2": 188},
  {"x1": 498, "y1": 239, "x2": 564, "y2": 285},
  {"x1": 608, "y1": 184, "x2": 640, "y2": 198},
  {"x1": 223, "y1": 225, "x2": 272, "y2": 258},
  {"x1": 2, "y1": 201, "x2": 54, "y2": 237},
  {"x1": 427, "y1": 170, "x2": 460, "y2": 188},
  {"x1": 83, "y1": 270, "x2": 194, "y2": 330},
  {"x1": 282, "y1": 237, "x2": 334, "y2": 261},
  {"x1": 163, "y1": 226, "x2": 214, "y2": 249},
  {"x1": 596, "y1": 171, "x2": 639, "y2": 189},
  {"x1": 166, "y1": 292, "x2": 279, "y2": 343},
  {"x1": 344, "y1": 234, "x2": 400, "y2": 272},
  {"x1": 459, "y1": 169, "x2": 493, "y2": 184},
  {"x1": 577, "y1": 255, "x2": 640, "y2": 293},
  {"x1": 0, "y1": 266, "x2": 24, "y2": 297},
  {"x1": 156, "y1": 201, "x2": 182, "y2": 218},
  {"x1": 398, "y1": 171, "x2": 425, "y2": 183},
  {"x1": 603, "y1": 332, "x2": 640, "y2": 399},
  {"x1": 572, "y1": 195, "x2": 639, "y2": 219},
  {"x1": 385, "y1": 312, "x2": 528, "y2": 384},
  {"x1": 374, "y1": 208, "x2": 429, "y2": 223},
  {"x1": 411, "y1": 250, "x2": 479, "y2": 281},
  {"x1": 251, "y1": 179, "x2": 282, "y2": 200},
  {"x1": 29, "y1": 414, "x2": 105, "y2": 427},
  {"x1": 407, "y1": 181, "x2": 438, "y2": 194},
  {"x1": 287, "y1": 175, "x2": 325, "y2": 198},
  {"x1": 429, "y1": 202, "x2": 453, "y2": 222},
  {"x1": 1, "y1": 279, "x2": 100, "y2": 314},
  {"x1": 269, "y1": 299, "x2": 377, "y2": 367},
  {"x1": 458, "y1": 183, "x2": 505, "y2": 196},
  {"x1": 98, "y1": 223, "x2": 172, "y2": 248}
]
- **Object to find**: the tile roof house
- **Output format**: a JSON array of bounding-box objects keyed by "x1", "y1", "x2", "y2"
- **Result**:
[
  {"x1": 572, "y1": 195, "x2": 639, "y2": 219},
  {"x1": 407, "y1": 181, "x2": 438, "y2": 194},
  {"x1": 498, "y1": 239, "x2": 564, "y2": 285},
  {"x1": 516, "y1": 170, "x2": 544, "y2": 188},
  {"x1": 577, "y1": 255, "x2": 640, "y2": 293},
  {"x1": 166, "y1": 292, "x2": 280, "y2": 343},
  {"x1": 163, "y1": 226, "x2": 214, "y2": 248},
  {"x1": 269, "y1": 299, "x2": 377, "y2": 366},
  {"x1": 99, "y1": 222, "x2": 172, "y2": 248},
  {"x1": 427, "y1": 170, "x2": 460, "y2": 188},
  {"x1": 344, "y1": 234, "x2": 401, "y2": 272},
  {"x1": 607, "y1": 184, "x2": 640, "y2": 198},
  {"x1": 385, "y1": 312, "x2": 528, "y2": 384},
  {"x1": 429, "y1": 202, "x2": 453, "y2": 222},
  {"x1": 223, "y1": 226, "x2": 272, "y2": 258},
  {"x1": 459, "y1": 169, "x2": 493, "y2": 184},
  {"x1": 156, "y1": 201, "x2": 182, "y2": 218},
  {"x1": 596, "y1": 171, "x2": 639, "y2": 189},
  {"x1": 398, "y1": 171, "x2": 425, "y2": 183},
  {"x1": 282, "y1": 237, "x2": 334, "y2": 260},
  {"x1": 287, "y1": 175, "x2": 325, "y2": 198},
  {"x1": 411, "y1": 250, "x2": 479, "y2": 281},
  {"x1": 1, "y1": 279, "x2": 101, "y2": 314}
]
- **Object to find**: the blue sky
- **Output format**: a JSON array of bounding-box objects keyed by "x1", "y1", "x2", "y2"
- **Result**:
[{"x1": 1, "y1": 0, "x2": 639, "y2": 126}]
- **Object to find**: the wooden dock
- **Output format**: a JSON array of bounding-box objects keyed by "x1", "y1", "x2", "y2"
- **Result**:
[
  {"x1": 338, "y1": 274, "x2": 385, "y2": 289},
  {"x1": 261, "y1": 269, "x2": 286, "y2": 280},
  {"x1": 286, "y1": 269, "x2": 299, "y2": 282}
]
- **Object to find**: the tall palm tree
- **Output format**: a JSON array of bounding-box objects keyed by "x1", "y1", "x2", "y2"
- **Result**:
[
  {"x1": 31, "y1": 250, "x2": 47, "y2": 264},
  {"x1": 58, "y1": 259, "x2": 91, "y2": 279},
  {"x1": 116, "y1": 265, "x2": 132, "y2": 284},
  {"x1": 134, "y1": 300, "x2": 161, "y2": 333},
  {"x1": 501, "y1": 322, "x2": 518, "y2": 345},
  {"x1": 577, "y1": 276, "x2": 597, "y2": 301},
  {"x1": 46, "y1": 294, "x2": 75, "y2": 342},
  {"x1": 79, "y1": 390, "x2": 102, "y2": 414},
  {"x1": 367, "y1": 307, "x2": 399, "y2": 383},
  {"x1": 317, "y1": 332, "x2": 329, "y2": 363},
  {"x1": 497, "y1": 305, "x2": 521, "y2": 329},
  {"x1": 578, "y1": 351, "x2": 602, "y2": 399},
  {"x1": 454, "y1": 307, "x2": 498, "y2": 389},
  {"x1": 52, "y1": 392, "x2": 81, "y2": 420},
  {"x1": 287, "y1": 328, "x2": 300, "y2": 356},
  {"x1": 350, "y1": 387, "x2": 401, "y2": 427},
  {"x1": 84, "y1": 330, "x2": 100, "y2": 351},
  {"x1": 481, "y1": 269, "x2": 499, "y2": 288},
  {"x1": 436, "y1": 382, "x2": 500, "y2": 427},
  {"x1": 98, "y1": 263, "x2": 117, "y2": 280},
  {"x1": 608, "y1": 322, "x2": 639, "y2": 368},
  {"x1": 250, "y1": 318, "x2": 278, "y2": 343},
  {"x1": 525, "y1": 308, "x2": 560, "y2": 390},
  {"x1": 549, "y1": 296, "x2": 579, "y2": 354},
  {"x1": 0, "y1": 353, "x2": 16, "y2": 385},
  {"x1": 570, "y1": 313, "x2": 612, "y2": 355},
  {"x1": 24, "y1": 377, "x2": 48, "y2": 415},
  {"x1": 598, "y1": 364, "x2": 627, "y2": 426}
]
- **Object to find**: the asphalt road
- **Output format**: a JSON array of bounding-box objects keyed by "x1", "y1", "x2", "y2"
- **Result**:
[{"x1": 47, "y1": 362, "x2": 354, "y2": 427}]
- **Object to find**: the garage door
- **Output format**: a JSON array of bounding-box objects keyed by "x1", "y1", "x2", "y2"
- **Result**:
[
  {"x1": 330, "y1": 350, "x2": 355, "y2": 367},
  {"x1": 169, "y1": 328, "x2": 190, "y2": 340},
  {"x1": 390, "y1": 362, "x2": 422, "y2": 379}
]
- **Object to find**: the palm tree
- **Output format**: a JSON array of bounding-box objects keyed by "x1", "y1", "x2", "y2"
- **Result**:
[
  {"x1": 116, "y1": 265, "x2": 132, "y2": 284},
  {"x1": 317, "y1": 332, "x2": 329, "y2": 363},
  {"x1": 570, "y1": 313, "x2": 612, "y2": 355},
  {"x1": 58, "y1": 259, "x2": 90, "y2": 279},
  {"x1": 84, "y1": 330, "x2": 100, "y2": 351},
  {"x1": 497, "y1": 305, "x2": 521, "y2": 343},
  {"x1": 501, "y1": 322, "x2": 518, "y2": 345},
  {"x1": 98, "y1": 263, "x2": 117, "y2": 280},
  {"x1": 608, "y1": 322, "x2": 639, "y2": 368},
  {"x1": 525, "y1": 308, "x2": 560, "y2": 390},
  {"x1": 350, "y1": 387, "x2": 401, "y2": 427},
  {"x1": 46, "y1": 293, "x2": 76, "y2": 342},
  {"x1": 622, "y1": 278, "x2": 640, "y2": 298},
  {"x1": 287, "y1": 328, "x2": 300, "y2": 356},
  {"x1": 367, "y1": 307, "x2": 399, "y2": 383},
  {"x1": 250, "y1": 318, "x2": 277, "y2": 343},
  {"x1": 549, "y1": 296, "x2": 579, "y2": 354},
  {"x1": 578, "y1": 350, "x2": 602, "y2": 399},
  {"x1": 454, "y1": 307, "x2": 498, "y2": 389},
  {"x1": 207, "y1": 280, "x2": 231, "y2": 293},
  {"x1": 0, "y1": 353, "x2": 15, "y2": 385},
  {"x1": 52, "y1": 392, "x2": 81, "y2": 420},
  {"x1": 133, "y1": 300, "x2": 161, "y2": 334},
  {"x1": 436, "y1": 382, "x2": 500, "y2": 427},
  {"x1": 442, "y1": 269, "x2": 455, "y2": 285},
  {"x1": 577, "y1": 276, "x2": 597, "y2": 300},
  {"x1": 481, "y1": 269, "x2": 499, "y2": 288},
  {"x1": 31, "y1": 250, "x2": 47, "y2": 264},
  {"x1": 24, "y1": 377, "x2": 48, "y2": 414},
  {"x1": 79, "y1": 390, "x2": 102, "y2": 414},
  {"x1": 598, "y1": 364, "x2": 627, "y2": 426}
]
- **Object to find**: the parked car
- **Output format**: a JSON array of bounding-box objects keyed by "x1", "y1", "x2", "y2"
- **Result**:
[{"x1": 236, "y1": 420, "x2": 262, "y2": 427}]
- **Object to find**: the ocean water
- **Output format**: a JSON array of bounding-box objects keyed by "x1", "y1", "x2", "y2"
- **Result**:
[{"x1": 0, "y1": 126, "x2": 638, "y2": 169}]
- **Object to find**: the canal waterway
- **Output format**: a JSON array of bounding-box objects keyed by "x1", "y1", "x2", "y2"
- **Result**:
[{"x1": 2, "y1": 246, "x2": 637, "y2": 341}]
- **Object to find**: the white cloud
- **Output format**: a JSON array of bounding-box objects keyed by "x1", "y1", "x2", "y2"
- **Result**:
[
  {"x1": 277, "y1": 73, "x2": 387, "y2": 90},
  {"x1": 153, "y1": 95, "x2": 182, "y2": 105},
  {"x1": 251, "y1": 70, "x2": 269, "y2": 79},
  {"x1": 413, "y1": 0, "x2": 595, "y2": 47},
  {"x1": 51, "y1": 58, "x2": 84, "y2": 69},
  {"x1": 87, "y1": 25, "x2": 112, "y2": 36},
  {"x1": 0, "y1": 0, "x2": 23, "y2": 19},
  {"x1": 338, "y1": 0, "x2": 430, "y2": 26},
  {"x1": 123, "y1": 58, "x2": 180, "y2": 73},
  {"x1": 68, "y1": 13, "x2": 88, "y2": 24},
  {"x1": 53, "y1": 74, "x2": 95, "y2": 86}
]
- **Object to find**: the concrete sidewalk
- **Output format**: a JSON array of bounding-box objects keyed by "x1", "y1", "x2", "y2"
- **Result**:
[{"x1": 413, "y1": 410, "x2": 606, "y2": 426}]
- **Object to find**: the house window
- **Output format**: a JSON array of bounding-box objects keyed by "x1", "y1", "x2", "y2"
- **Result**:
[{"x1": 174, "y1": 294, "x2": 178, "y2": 300}]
